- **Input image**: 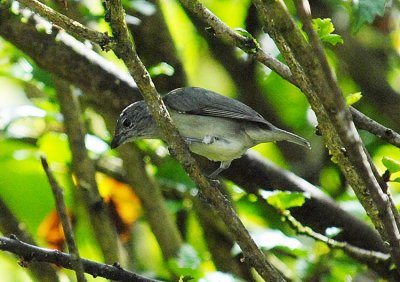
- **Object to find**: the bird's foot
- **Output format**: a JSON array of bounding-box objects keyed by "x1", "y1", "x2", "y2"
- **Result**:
[{"x1": 206, "y1": 177, "x2": 220, "y2": 187}]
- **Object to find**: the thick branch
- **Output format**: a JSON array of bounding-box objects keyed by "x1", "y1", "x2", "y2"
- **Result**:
[
  {"x1": 294, "y1": 0, "x2": 400, "y2": 269},
  {"x1": 2, "y1": 3, "x2": 398, "y2": 278},
  {"x1": 0, "y1": 2, "x2": 141, "y2": 112},
  {"x1": 55, "y1": 78, "x2": 119, "y2": 263},
  {"x1": 104, "y1": 0, "x2": 284, "y2": 280},
  {"x1": 116, "y1": 144, "x2": 183, "y2": 259},
  {"x1": 0, "y1": 236, "x2": 162, "y2": 282},
  {"x1": 252, "y1": 0, "x2": 400, "y2": 272}
]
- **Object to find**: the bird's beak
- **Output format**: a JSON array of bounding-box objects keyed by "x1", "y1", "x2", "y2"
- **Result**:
[{"x1": 110, "y1": 134, "x2": 123, "y2": 149}]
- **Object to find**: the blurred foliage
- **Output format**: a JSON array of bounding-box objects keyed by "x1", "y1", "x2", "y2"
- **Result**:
[{"x1": 0, "y1": 0, "x2": 399, "y2": 281}]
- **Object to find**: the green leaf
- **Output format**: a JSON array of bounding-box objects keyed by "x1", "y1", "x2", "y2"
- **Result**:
[
  {"x1": 234, "y1": 28, "x2": 259, "y2": 53},
  {"x1": 382, "y1": 157, "x2": 400, "y2": 173},
  {"x1": 345, "y1": 92, "x2": 362, "y2": 105},
  {"x1": 148, "y1": 62, "x2": 174, "y2": 77},
  {"x1": 352, "y1": 0, "x2": 386, "y2": 34},
  {"x1": 234, "y1": 27, "x2": 253, "y2": 39},
  {"x1": 168, "y1": 244, "x2": 202, "y2": 279},
  {"x1": 312, "y1": 18, "x2": 343, "y2": 46},
  {"x1": 392, "y1": 177, "x2": 400, "y2": 183},
  {"x1": 261, "y1": 191, "x2": 307, "y2": 211}
]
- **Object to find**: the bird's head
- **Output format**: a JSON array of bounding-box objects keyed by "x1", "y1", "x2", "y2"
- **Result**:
[{"x1": 110, "y1": 101, "x2": 159, "y2": 149}]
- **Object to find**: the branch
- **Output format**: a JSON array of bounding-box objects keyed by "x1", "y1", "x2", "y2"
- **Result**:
[
  {"x1": 0, "y1": 2, "x2": 141, "y2": 114},
  {"x1": 103, "y1": 0, "x2": 284, "y2": 280},
  {"x1": 40, "y1": 156, "x2": 86, "y2": 282},
  {"x1": 3, "y1": 2, "x2": 399, "y2": 278},
  {"x1": 178, "y1": 0, "x2": 400, "y2": 157},
  {"x1": 276, "y1": 208, "x2": 391, "y2": 267},
  {"x1": 116, "y1": 144, "x2": 183, "y2": 259},
  {"x1": 350, "y1": 108, "x2": 400, "y2": 148},
  {"x1": 0, "y1": 236, "x2": 162, "y2": 282},
  {"x1": 251, "y1": 0, "x2": 400, "y2": 272},
  {"x1": 54, "y1": 78, "x2": 119, "y2": 263},
  {"x1": 2, "y1": 4, "x2": 182, "y2": 264},
  {"x1": 0, "y1": 198, "x2": 59, "y2": 281},
  {"x1": 293, "y1": 0, "x2": 400, "y2": 270},
  {"x1": 178, "y1": 0, "x2": 295, "y2": 85},
  {"x1": 17, "y1": 0, "x2": 111, "y2": 48}
]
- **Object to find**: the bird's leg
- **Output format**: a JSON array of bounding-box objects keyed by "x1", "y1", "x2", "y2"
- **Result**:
[{"x1": 208, "y1": 160, "x2": 231, "y2": 179}]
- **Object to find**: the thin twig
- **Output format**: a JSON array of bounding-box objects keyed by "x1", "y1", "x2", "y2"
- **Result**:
[
  {"x1": 277, "y1": 208, "x2": 390, "y2": 264},
  {"x1": 40, "y1": 156, "x2": 86, "y2": 282},
  {"x1": 178, "y1": 0, "x2": 295, "y2": 84},
  {"x1": 178, "y1": 0, "x2": 400, "y2": 150},
  {"x1": 103, "y1": 0, "x2": 285, "y2": 281},
  {"x1": 15, "y1": 0, "x2": 398, "y2": 151},
  {"x1": 17, "y1": 0, "x2": 111, "y2": 49},
  {"x1": 0, "y1": 236, "x2": 162, "y2": 282},
  {"x1": 350, "y1": 108, "x2": 400, "y2": 148}
]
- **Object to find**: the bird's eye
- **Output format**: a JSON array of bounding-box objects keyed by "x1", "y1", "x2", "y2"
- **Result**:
[{"x1": 122, "y1": 119, "x2": 132, "y2": 128}]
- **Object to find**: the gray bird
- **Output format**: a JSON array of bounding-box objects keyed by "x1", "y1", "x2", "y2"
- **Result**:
[{"x1": 111, "y1": 87, "x2": 310, "y2": 178}]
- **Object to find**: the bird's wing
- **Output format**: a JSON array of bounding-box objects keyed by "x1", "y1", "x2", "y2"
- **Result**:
[{"x1": 163, "y1": 87, "x2": 273, "y2": 129}]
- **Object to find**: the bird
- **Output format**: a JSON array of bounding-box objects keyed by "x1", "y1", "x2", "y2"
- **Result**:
[{"x1": 111, "y1": 87, "x2": 310, "y2": 178}]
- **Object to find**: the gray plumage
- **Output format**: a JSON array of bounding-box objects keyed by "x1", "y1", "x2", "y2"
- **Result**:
[{"x1": 111, "y1": 87, "x2": 310, "y2": 178}]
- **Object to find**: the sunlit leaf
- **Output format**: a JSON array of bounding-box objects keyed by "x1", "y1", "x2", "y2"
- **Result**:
[
  {"x1": 382, "y1": 157, "x2": 400, "y2": 173},
  {"x1": 345, "y1": 92, "x2": 362, "y2": 105},
  {"x1": 149, "y1": 62, "x2": 175, "y2": 77},
  {"x1": 312, "y1": 18, "x2": 343, "y2": 45},
  {"x1": 232, "y1": 229, "x2": 303, "y2": 255},
  {"x1": 260, "y1": 191, "x2": 307, "y2": 211}
]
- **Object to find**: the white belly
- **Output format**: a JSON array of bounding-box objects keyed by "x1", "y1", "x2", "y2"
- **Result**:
[
  {"x1": 189, "y1": 137, "x2": 247, "y2": 161},
  {"x1": 170, "y1": 112, "x2": 252, "y2": 161}
]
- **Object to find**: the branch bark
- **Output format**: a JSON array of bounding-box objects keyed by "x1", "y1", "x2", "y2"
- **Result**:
[
  {"x1": 252, "y1": 0, "x2": 400, "y2": 272},
  {"x1": 1, "y1": 1, "x2": 398, "y2": 278},
  {"x1": 1, "y1": 4, "x2": 183, "y2": 266},
  {"x1": 17, "y1": 0, "x2": 111, "y2": 48},
  {"x1": 103, "y1": 0, "x2": 284, "y2": 280},
  {"x1": 0, "y1": 236, "x2": 162, "y2": 282},
  {"x1": 0, "y1": 198, "x2": 59, "y2": 282},
  {"x1": 350, "y1": 108, "x2": 400, "y2": 148},
  {"x1": 55, "y1": 77, "x2": 119, "y2": 263}
]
